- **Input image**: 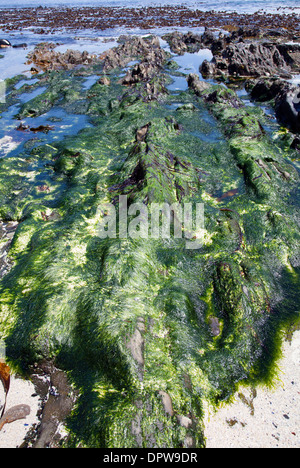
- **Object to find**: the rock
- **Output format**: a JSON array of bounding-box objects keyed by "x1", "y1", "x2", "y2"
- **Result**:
[
  {"x1": 98, "y1": 76, "x2": 110, "y2": 86},
  {"x1": 0, "y1": 39, "x2": 11, "y2": 48},
  {"x1": 222, "y1": 42, "x2": 290, "y2": 77},
  {"x1": 12, "y1": 43, "x2": 27, "y2": 49},
  {"x1": 246, "y1": 77, "x2": 300, "y2": 133},
  {"x1": 275, "y1": 85, "x2": 300, "y2": 133},
  {"x1": 246, "y1": 77, "x2": 287, "y2": 101},
  {"x1": 201, "y1": 28, "x2": 215, "y2": 47},
  {"x1": 104, "y1": 35, "x2": 167, "y2": 72},
  {"x1": 27, "y1": 43, "x2": 98, "y2": 71},
  {"x1": 291, "y1": 136, "x2": 300, "y2": 151},
  {"x1": 162, "y1": 31, "x2": 202, "y2": 55},
  {"x1": 238, "y1": 27, "x2": 263, "y2": 39},
  {"x1": 122, "y1": 62, "x2": 157, "y2": 85},
  {"x1": 158, "y1": 391, "x2": 174, "y2": 417},
  {"x1": 187, "y1": 73, "x2": 211, "y2": 95},
  {"x1": 201, "y1": 41, "x2": 292, "y2": 79},
  {"x1": 277, "y1": 43, "x2": 300, "y2": 70},
  {"x1": 200, "y1": 59, "x2": 217, "y2": 77},
  {"x1": 177, "y1": 415, "x2": 193, "y2": 428},
  {"x1": 208, "y1": 316, "x2": 221, "y2": 337}
]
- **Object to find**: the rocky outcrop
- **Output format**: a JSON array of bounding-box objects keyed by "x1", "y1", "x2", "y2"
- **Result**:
[
  {"x1": 162, "y1": 27, "x2": 265, "y2": 56},
  {"x1": 103, "y1": 35, "x2": 168, "y2": 71},
  {"x1": 276, "y1": 86, "x2": 300, "y2": 133},
  {"x1": 162, "y1": 31, "x2": 203, "y2": 55},
  {"x1": 246, "y1": 78, "x2": 300, "y2": 133},
  {"x1": 201, "y1": 41, "x2": 292, "y2": 79},
  {"x1": 107, "y1": 36, "x2": 170, "y2": 101},
  {"x1": 27, "y1": 43, "x2": 98, "y2": 71}
]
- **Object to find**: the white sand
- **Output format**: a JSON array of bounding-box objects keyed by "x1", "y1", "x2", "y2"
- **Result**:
[
  {"x1": 204, "y1": 331, "x2": 300, "y2": 448},
  {"x1": 0, "y1": 375, "x2": 40, "y2": 448}
]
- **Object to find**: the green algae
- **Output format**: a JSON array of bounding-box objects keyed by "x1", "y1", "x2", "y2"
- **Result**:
[{"x1": 0, "y1": 40, "x2": 299, "y2": 448}]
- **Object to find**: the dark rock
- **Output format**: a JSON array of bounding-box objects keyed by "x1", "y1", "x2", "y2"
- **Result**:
[
  {"x1": 200, "y1": 59, "x2": 217, "y2": 77},
  {"x1": 0, "y1": 39, "x2": 11, "y2": 48},
  {"x1": 162, "y1": 31, "x2": 202, "y2": 55},
  {"x1": 238, "y1": 27, "x2": 263, "y2": 39},
  {"x1": 246, "y1": 78, "x2": 287, "y2": 102},
  {"x1": 12, "y1": 43, "x2": 27, "y2": 49},
  {"x1": 201, "y1": 28, "x2": 215, "y2": 47},
  {"x1": 246, "y1": 77, "x2": 300, "y2": 133},
  {"x1": 275, "y1": 85, "x2": 300, "y2": 133},
  {"x1": 291, "y1": 136, "x2": 300, "y2": 151},
  {"x1": 201, "y1": 41, "x2": 292, "y2": 79},
  {"x1": 277, "y1": 43, "x2": 300, "y2": 71}
]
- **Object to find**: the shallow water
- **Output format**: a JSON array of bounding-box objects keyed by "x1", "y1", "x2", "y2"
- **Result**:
[
  {"x1": 0, "y1": 0, "x2": 299, "y2": 15},
  {"x1": 167, "y1": 49, "x2": 213, "y2": 91},
  {"x1": 19, "y1": 86, "x2": 47, "y2": 103},
  {"x1": 0, "y1": 104, "x2": 92, "y2": 158}
]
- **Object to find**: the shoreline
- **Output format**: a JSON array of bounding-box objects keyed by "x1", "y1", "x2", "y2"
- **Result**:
[{"x1": 0, "y1": 6, "x2": 299, "y2": 37}]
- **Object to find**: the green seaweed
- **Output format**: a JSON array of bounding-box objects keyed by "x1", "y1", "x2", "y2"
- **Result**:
[{"x1": 0, "y1": 40, "x2": 299, "y2": 448}]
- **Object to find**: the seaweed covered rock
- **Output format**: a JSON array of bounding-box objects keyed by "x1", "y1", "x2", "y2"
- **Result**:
[
  {"x1": 121, "y1": 61, "x2": 168, "y2": 101},
  {"x1": 0, "y1": 35, "x2": 299, "y2": 448},
  {"x1": 198, "y1": 85, "x2": 298, "y2": 199}
]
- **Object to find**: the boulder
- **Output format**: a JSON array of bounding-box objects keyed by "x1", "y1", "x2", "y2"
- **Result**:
[
  {"x1": 162, "y1": 31, "x2": 202, "y2": 55},
  {"x1": 0, "y1": 39, "x2": 11, "y2": 48},
  {"x1": 275, "y1": 85, "x2": 300, "y2": 133},
  {"x1": 246, "y1": 78, "x2": 287, "y2": 102},
  {"x1": 246, "y1": 77, "x2": 300, "y2": 133},
  {"x1": 201, "y1": 41, "x2": 292, "y2": 79},
  {"x1": 187, "y1": 73, "x2": 211, "y2": 95}
]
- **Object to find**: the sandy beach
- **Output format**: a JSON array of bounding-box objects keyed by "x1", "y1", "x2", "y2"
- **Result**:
[
  {"x1": 204, "y1": 331, "x2": 300, "y2": 448},
  {"x1": 0, "y1": 375, "x2": 40, "y2": 448}
]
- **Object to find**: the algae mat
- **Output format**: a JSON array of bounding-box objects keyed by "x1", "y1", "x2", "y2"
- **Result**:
[{"x1": 0, "y1": 36, "x2": 299, "y2": 448}]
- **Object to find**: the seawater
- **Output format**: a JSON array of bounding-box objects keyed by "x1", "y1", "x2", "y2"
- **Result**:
[{"x1": 0, "y1": 0, "x2": 299, "y2": 14}]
